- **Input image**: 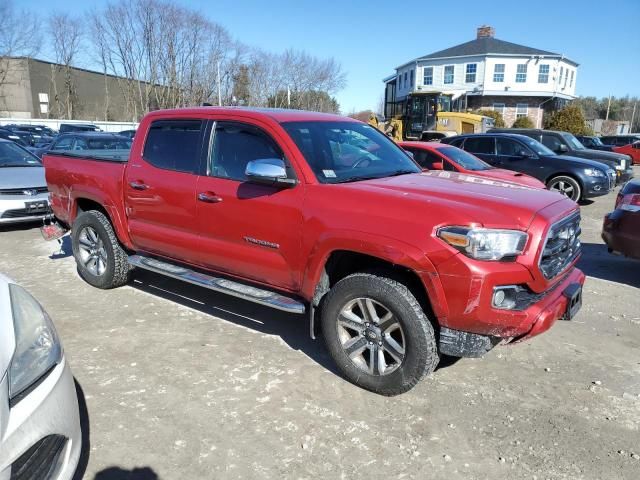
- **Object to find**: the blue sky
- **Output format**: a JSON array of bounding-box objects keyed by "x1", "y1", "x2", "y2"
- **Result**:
[{"x1": 23, "y1": 0, "x2": 640, "y2": 113}]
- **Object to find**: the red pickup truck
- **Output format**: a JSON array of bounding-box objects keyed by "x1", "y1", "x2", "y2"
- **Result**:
[{"x1": 44, "y1": 108, "x2": 585, "y2": 395}]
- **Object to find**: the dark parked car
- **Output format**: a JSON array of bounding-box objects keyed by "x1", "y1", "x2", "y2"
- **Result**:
[
  {"x1": 33, "y1": 132, "x2": 132, "y2": 159},
  {"x1": 575, "y1": 135, "x2": 614, "y2": 152},
  {"x1": 5, "y1": 124, "x2": 56, "y2": 146},
  {"x1": 602, "y1": 179, "x2": 640, "y2": 260},
  {"x1": 489, "y1": 128, "x2": 633, "y2": 185},
  {"x1": 0, "y1": 128, "x2": 30, "y2": 147},
  {"x1": 441, "y1": 133, "x2": 615, "y2": 202},
  {"x1": 599, "y1": 135, "x2": 640, "y2": 147},
  {"x1": 58, "y1": 123, "x2": 102, "y2": 133}
]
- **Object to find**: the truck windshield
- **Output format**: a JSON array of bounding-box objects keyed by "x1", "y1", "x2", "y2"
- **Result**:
[
  {"x1": 562, "y1": 133, "x2": 586, "y2": 150},
  {"x1": 0, "y1": 142, "x2": 42, "y2": 167},
  {"x1": 438, "y1": 146, "x2": 491, "y2": 171},
  {"x1": 282, "y1": 121, "x2": 420, "y2": 183}
]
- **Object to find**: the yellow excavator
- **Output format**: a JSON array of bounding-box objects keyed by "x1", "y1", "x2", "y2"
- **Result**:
[{"x1": 383, "y1": 91, "x2": 494, "y2": 141}]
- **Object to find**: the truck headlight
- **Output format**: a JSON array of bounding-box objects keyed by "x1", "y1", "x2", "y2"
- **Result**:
[
  {"x1": 584, "y1": 168, "x2": 606, "y2": 177},
  {"x1": 8, "y1": 284, "x2": 62, "y2": 402},
  {"x1": 438, "y1": 227, "x2": 528, "y2": 260}
]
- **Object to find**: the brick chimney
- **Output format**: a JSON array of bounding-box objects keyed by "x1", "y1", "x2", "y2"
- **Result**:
[{"x1": 477, "y1": 25, "x2": 495, "y2": 39}]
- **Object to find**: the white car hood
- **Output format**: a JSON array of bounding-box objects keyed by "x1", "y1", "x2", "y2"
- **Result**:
[
  {"x1": 0, "y1": 274, "x2": 16, "y2": 378},
  {"x1": 0, "y1": 166, "x2": 46, "y2": 190}
]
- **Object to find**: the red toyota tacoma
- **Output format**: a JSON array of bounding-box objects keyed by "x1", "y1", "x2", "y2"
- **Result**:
[{"x1": 44, "y1": 108, "x2": 585, "y2": 395}]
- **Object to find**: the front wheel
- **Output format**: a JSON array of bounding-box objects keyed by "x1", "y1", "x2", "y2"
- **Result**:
[
  {"x1": 321, "y1": 273, "x2": 438, "y2": 395},
  {"x1": 547, "y1": 175, "x2": 581, "y2": 202}
]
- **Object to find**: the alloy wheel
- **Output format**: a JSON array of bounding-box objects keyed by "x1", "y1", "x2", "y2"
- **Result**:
[
  {"x1": 337, "y1": 297, "x2": 406, "y2": 376},
  {"x1": 77, "y1": 226, "x2": 107, "y2": 276}
]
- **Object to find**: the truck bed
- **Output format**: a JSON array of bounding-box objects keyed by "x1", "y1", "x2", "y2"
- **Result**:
[{"x1": 43, "y1": 152, "x2": 129, "y2": 228}]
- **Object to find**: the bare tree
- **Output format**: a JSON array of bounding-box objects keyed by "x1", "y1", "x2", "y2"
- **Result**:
[
  {"x1": 48, "y1": 13, "x2": 83, "y2": 119},
  {"x1": 0, "y1": 0, "x2": 41, "y2": 112}
]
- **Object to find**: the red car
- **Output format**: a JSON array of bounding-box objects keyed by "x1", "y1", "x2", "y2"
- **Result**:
[
  {"x1": 400, "y1": 141, "x2": 545, "y2": 189},
  {"x1": 43, "y1": 108, "x2": 584, "y2": 395},
  {"x1": 602, "y1": 179, "x2": 640, "y2": 259},
  {"x1": 613, "y1": 141, "x2": 640, "y2": 165}
]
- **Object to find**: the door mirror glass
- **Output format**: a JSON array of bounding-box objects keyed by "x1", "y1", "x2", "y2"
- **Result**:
[
  {"x1": 245, "y1": 158, "x2": 293, "y2": 187},
  {"x1": 558, "y1": 144, "x2": 568, "y2": 153}
]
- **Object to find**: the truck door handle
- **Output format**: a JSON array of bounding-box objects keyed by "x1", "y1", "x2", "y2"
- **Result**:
[
  {"x1": 198, "y1": 192, "x2": 222, "y2": 203},
  {"x1": 129, "y1": 181, "x2": 148, "y2": 190}
]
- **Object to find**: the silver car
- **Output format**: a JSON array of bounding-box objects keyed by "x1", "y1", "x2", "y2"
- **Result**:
[
  {"x1": 0, "y1": 140, "x2": 50, "y2": 224},
  {"x1": 0, "y1": 273, "x2": 82, "y2": 479}
]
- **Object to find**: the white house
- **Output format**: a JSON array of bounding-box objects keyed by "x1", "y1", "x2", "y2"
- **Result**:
[{"x1": 385, "y1": 26, "x2": 579, "y2": 127}]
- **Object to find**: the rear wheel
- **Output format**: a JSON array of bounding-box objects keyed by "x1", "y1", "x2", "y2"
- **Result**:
[
  {"x1": 321, "y1": 273, "x2": 438, "y2": 395},
  {"x1": 71, "y1": 210, "x2": 132, "y2": 289},
  {"x1": 547, "y1": 175, "x2": 581, "y2": 202}
]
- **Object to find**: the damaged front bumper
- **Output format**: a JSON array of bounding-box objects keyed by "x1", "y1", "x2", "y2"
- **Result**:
[{"x1": 438, "y1": 267, "x2": 585, "y2": 358}]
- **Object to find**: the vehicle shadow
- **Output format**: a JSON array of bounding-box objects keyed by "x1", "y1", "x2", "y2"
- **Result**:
[
  {"x1": 94, "y1": 466, "x2": 159, "y2": 480},
  {"x1": 130, "y1": 269, "x2": 340, "y2": 376},
  {"x1": 72, "y1": 379, "x2": 91, "y2": 480},
  {"x1": 578, "y1": 242, "x2": 640, "y2": 289}
]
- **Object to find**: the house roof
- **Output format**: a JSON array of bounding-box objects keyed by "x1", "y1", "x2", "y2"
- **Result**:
[
  {"x1": 423, "y1": 36, "x2": 561, "y2": 59},
  {"x1": 395, "y1": 36, "x2": 578, "y2": 69}
]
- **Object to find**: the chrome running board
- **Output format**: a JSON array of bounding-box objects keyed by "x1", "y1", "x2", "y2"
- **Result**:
[{"x1": 128, "y1": 254, "x2": 306, "y2": 314}]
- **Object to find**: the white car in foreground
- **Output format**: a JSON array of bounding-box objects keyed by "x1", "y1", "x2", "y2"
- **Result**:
[{"x1": 0, "y1": 274, "x2": 81, "y2": 480}]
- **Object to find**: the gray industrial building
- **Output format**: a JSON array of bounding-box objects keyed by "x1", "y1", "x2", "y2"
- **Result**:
[{"x1": 0, "y1": 57, "x2": 135, "y2": 122}]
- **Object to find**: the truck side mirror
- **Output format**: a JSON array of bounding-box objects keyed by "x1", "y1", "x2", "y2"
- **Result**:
[
  {"x1": 245, "y1": 159, "x2": 296, "y2": 187},
  {"x1": 432, "y1": 161, "x2": 444, "y2": 170},
  {"x1": 558, "y1": 144, "x2": 568, "y2": 153}
]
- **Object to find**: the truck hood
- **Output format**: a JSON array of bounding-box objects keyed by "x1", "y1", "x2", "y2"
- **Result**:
[
  {"x1": 339, "y1": 171, "x2": 570, "y2": 230},
  {"x1": 0, "y1": 166, "x2": 47, "y2": 190}
]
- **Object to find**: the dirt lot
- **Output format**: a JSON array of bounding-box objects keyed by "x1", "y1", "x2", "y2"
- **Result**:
[{"x1": 1, "y1": 173, "x2": 639, "y2": 480}]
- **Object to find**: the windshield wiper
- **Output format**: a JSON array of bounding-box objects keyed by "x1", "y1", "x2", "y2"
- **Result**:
[
  {"x1": 386, "y1": 169, "x2": 416, "y2": 177},
  {"x1": 335, "y1": 170, "x2": 415, "y2": 184}
]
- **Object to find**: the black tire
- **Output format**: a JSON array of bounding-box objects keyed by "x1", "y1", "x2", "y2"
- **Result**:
[
  {"x1": 71, "y1": 210, "x2": 132, "y2": 289},
  {"x1": 547, "y1": 175, "x2": 582, "y2": 202},
  {"x1": 321, "y1": 273, "x2": 438, "y2": 395}
]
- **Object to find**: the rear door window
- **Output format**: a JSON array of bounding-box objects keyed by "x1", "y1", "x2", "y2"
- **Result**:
[
  {"x1": 497, "y1": 138, "x2": 528, "y2": 156},
  {"x1": 143, "y1": 120, "x2": 204, "y2": 173},
  {"x1": 463, "y1": 137, "x2": 495, "y2": 154}
]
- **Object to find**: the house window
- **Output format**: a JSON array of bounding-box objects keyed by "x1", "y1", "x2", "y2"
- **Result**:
[
  {"x1": 444, "y1": 65, "x2": 454, "y2": 84},
  {"x1": 404, "y1": 72, "x2": 408, "y2": 88},
  {"x1": 423, "y1": 66, "x2": 433, "y2": 85},
  {"x1": 516, "y1": 64, "x2": 527, "y2": 83},
  {"x1": 538, "y1": 64, "x2": 549, "y2": 83},
  {"x1": 465, "y1": 63, "x2": 477, "y2": 83},
  {"x1": 493, "y1": 103, "x2": 505, "y2": 114},
  {"x1": 493, "y1": 64, "x2": 505, "y2": 82},
  {"x1": 516, "y1": 103, "x2": 529, "y2": 118},
  {"x1": 410, "y1": 69, "x2": 414, "y2": 88},
  {"x1": 570, "y1": 70, "x2": 574, "y2": 87},
  {"x1": 559, "y1": 66, "x2": 564, "y2": 85}
]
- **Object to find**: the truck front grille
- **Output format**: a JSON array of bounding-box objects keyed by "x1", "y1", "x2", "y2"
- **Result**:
[{"x1": 539, "y1": 212, "x2": 581, "y2": 280}]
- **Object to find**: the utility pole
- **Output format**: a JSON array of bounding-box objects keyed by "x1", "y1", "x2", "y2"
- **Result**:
[
  {"x1": 630, "y1": 101, "x2": 637, "y2": 133},
  {"x1": 605, "y1": 94, "x2": 611, "y2": 120},
  {"x1": 217, "y1": 61, "x2": 222, "y2": 106},
  {"x1": 287, "y1": 87, "x2": 291, "y2": 108}
]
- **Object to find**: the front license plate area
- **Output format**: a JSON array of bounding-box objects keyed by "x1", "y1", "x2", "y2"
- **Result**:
[
  {"x1": 562, "y1": 283, "x2": 582, "y2": 321},
  {"x1": 25, "y1": 200, "x2": 48, "y2": 213}
]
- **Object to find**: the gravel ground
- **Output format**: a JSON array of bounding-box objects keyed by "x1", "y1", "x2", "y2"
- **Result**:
[{"x1": 1, "y1": 171, "x2": 639, "y2": 480}]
